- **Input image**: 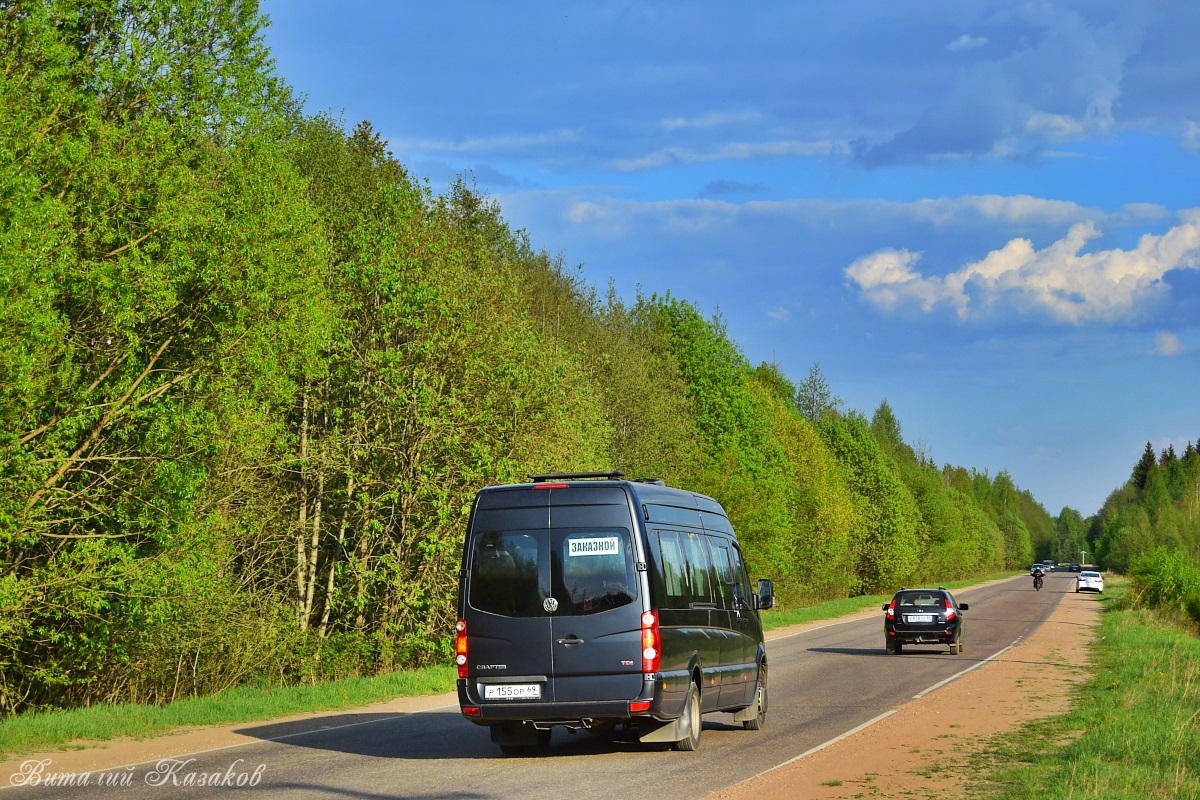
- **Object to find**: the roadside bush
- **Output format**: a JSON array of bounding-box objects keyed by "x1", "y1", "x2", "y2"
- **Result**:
[
  {"x1": 1129, "y1": 547, "x2": 1200, "y2": 626},
  {"x1": 116, "y1": 584, "x2": 300, "y2": 706}
]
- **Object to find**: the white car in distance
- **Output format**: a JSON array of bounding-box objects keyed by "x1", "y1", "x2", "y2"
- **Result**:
[{"x1": 1076, "y1": 571, "x2": 1104, "y2": 594}]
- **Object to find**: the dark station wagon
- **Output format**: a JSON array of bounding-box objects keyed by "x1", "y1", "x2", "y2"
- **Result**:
[
  {"x1": 455, "y1": 472, "x2": 774, "y2": 754},
  {"x1": 882, "y1": 587, "x2": 968, "y2": 655}
]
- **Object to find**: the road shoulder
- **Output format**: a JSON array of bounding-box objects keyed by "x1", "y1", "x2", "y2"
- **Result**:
[
  {"x1": 0, "y1": 692, "x2": 460, "y2": 782},
  {"x1": 709, "y1": 585, "x2": 1101, "y2": 800}
]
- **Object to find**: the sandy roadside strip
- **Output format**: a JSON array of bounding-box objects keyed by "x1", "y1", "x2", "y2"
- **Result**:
[{"x1": 710, "y1": 585, "x2": 1101, "y2": 800}]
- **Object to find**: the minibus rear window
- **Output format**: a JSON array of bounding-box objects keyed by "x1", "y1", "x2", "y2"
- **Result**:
[
  {"x1": 469, "y1": 531, "x2": 545, "y2": 617},
  {"x1": 468, "y1": 529, "x2": 637, "y2": 617},
  {"x1": 553, "y1": 530, "x2": 637, "y2": 616}
]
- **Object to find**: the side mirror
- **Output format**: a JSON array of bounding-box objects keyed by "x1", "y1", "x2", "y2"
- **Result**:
[
  {"x1": 755, "y1": 579, "x2": 775, "y2": 610},
  {"x1": 959, "y1": 602, "x2": 969, "y2": 611},
  {"x1": 882, "y1": 603, "x2": 890, "y2": 611}
]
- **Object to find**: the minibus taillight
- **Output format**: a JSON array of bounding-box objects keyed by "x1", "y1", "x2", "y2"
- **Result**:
[
  {"x1": 944, "y1": 599, "x2": 956, "y2": 622},
  {"x1": 885, "y1": 599, "x2": 896, "y2": 620},
  {"x1": 455, "y1": 618, "x2": 468, "y2": 678},
  {"x1": 641, "y1": 611, "x2": 661, "y2": 673}
]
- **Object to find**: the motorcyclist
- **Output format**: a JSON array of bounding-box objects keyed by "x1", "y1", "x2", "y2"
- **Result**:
[{"x1": 1032, "y1": 566, "x2": 1044, "y2": 590}]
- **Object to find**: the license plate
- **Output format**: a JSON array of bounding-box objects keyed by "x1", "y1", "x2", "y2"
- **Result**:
[
  {"x1": 905, "y1": 614, "x2": 934, "y2": 623},
  {"x1": 483, "y1": 683, "x2": 541, "y2": 700}
]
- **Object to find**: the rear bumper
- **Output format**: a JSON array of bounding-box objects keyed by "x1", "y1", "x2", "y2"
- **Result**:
[
  {"x1": 891, "y1": 634, "x2": 954, "y2": 644},
  {"x1": 461, "y1": 698, "x2": 640, "y2": 726},
  {"x1": 457, "y1": 676, "x2": 687, "y2": 726},
  {"x1": 887, "y1": 625, "x2": 957, "y2": 644}
]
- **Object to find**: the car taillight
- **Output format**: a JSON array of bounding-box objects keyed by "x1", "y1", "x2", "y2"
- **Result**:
[
  {"x1": 944, "y1": 599, "x2": 956, "y2": 622},
  {"x1": 886, "y1": 599, "x2": 896, "y2": 620},
  {"x1": 641, "y1": 611, "x2": 661, "y2": 673},
  {"x1": 455, "y1": 618, "x2": 468, "y2": 678}
]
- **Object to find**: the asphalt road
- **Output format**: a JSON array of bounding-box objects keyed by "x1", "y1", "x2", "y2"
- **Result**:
[{"x1": 3, "y1": 572, "x2": 1072, "y2": 800}]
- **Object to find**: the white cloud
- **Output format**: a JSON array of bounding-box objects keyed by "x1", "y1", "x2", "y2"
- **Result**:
[
  {"x1": 564, "y1": 200, "x2": 632, "y2": 239},
  {"x1": 613, "y1": 139, "x2": 845, "y2": 171},
  {"x1": 856, "y1": 5, "x2": 1144, "y2": 166},
  {"x1": 767, "y1": 307, "x2": 790, "y2": 321},
  {"x1": 1023, "y1": 110, "x2": 1088, "y2": 139},
  {"x1": 388, "y1": 129, "x2": 581, "y2": 154},
  {"x1": 1185, "y1": 121, "x2": 1200, "y2": 152},
  {"x1": 947, "y1": 34, "x2": 987, "y2": 52},
  {"x1": 937, "y1": 194, "x2": 1086, "y2": 224},
  {"x1": 1155, "y1": 332, "x2": 1183, "y2": 356},
  {"x1": 660, "y1": 110, "x2": 763, "y2": 132},
  {"x1": 846, "y1": 209, "x2": 1200, "y2": 324}
]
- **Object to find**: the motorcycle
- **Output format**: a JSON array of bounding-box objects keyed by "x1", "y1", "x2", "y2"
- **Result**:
[{"x1": 1033, "y1": 573, "x2": 1043, "y2": 591}]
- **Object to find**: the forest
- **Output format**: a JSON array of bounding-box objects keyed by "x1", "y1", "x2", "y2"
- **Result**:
[{"x1": 1, "y1": 1, "x2": 1195, "y2": 718}]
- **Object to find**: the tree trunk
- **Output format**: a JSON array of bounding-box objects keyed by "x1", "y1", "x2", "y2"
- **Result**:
[
  {"x1": 296, "y1": 388, "x2": 310, "y2": 630},
  {"x1": 319, "y1": 474, "x2": 354, "y2": 637}
]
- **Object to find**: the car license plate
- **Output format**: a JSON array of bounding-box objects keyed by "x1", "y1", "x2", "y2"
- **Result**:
[
  {"x1": 905, "y1": 614, "x2": 934, "y2": 623},
  {"x1": 483, "y1": 684, "x2": 541, "y2": 700}
]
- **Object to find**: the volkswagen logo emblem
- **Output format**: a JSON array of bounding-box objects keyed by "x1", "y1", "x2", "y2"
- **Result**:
[{"x1": 543, "y1": 597, "x2": 559, "y2": 614}]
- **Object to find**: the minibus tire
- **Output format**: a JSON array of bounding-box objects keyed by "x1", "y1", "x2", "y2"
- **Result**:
[
  {"x1": 674, "y1": 681, "x2": 702, "y2": 751},
  {"x1": 743, "y1": 663, "x2": 767, "y2": 730}
]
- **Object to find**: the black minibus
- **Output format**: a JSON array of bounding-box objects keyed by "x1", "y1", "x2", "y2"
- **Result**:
[{"x1": 455, "y1": 471, "x2": 774, "y2": 754}]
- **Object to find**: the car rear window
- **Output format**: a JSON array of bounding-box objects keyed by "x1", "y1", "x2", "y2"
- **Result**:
[{"x1": 895, "y1": 591, "x2": 946, "y2": 608}]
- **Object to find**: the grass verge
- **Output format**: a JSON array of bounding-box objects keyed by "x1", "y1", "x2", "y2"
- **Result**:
[
  {"x1": 967, "y1": 579, "x2": 1200, "y2": 799},
  {"x1": 0, "y1": 665, "x2": 455, "y2": 761}
]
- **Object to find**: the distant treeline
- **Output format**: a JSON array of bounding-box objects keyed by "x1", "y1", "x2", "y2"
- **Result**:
[{"x1": 0, "y1": 2, "x2": 1065, "y2": 715}]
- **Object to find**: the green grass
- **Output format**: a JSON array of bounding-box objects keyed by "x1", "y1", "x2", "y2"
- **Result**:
[
  {"x1": 0, "y1": 665, "x2": 455, "y2": 760},
  {"x1": 967, "y1": 579, "x2": 1200, "y2": 799}
]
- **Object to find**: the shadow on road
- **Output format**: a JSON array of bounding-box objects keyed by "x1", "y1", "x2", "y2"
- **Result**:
[
  {"x1": 234, "y1": 711, "x2": 499, "y2": 760},
  {"x1": 233, "y1": 710, "x2": 717, "y2": 760},
  {"x1": 806, "y1": 646, "x2": 962, "y2": 657}
]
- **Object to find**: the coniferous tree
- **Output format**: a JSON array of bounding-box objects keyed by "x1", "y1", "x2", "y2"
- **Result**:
[
  {"x1": 796, "y1": 362, "x2": 843, "y2": 423},
  {"x1": 1133, "y1": 441, "x2": 1157, "y2": 493}
]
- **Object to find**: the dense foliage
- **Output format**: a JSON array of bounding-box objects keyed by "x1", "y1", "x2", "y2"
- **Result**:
[
  {"x1": 1090, "y1": 442, "x2": 1200, "y2": 573},
  {"x1": 1, "y1": 1, "x2": 1058, "y2": 715},
  {"x1": 1091, "y1": 442, "x2": 1200, "y2": 626}
]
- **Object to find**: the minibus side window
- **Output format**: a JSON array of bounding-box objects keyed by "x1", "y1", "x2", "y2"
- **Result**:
[
  {"x1": 655, "y1": 531, "x2": 689, "y2": 608},
  {"x1": 709, "y1": 537, "x2": 736, "y2": 610},
  {"x1": 653, "y1": 530, "x2": 717, "y2": 608},
  {"x1": 680, "y1": 531, "x2": 715, "y2": 607},
  {"x1": 730, "y1": 544, "x2": 753, "y2": 608}
]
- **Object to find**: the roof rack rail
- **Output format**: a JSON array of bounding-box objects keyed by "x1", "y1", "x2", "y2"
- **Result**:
[
  {"x1": 632, "y1": 477, "x2": 665, "y2": 486},
  {"x1": 529, "y1": 471, "x2": 626, "y2": 482}
]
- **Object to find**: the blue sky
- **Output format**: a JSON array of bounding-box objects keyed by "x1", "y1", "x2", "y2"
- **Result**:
[{"x1": 261, "y1": 1, "x2": 1200, "y2": 518}]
